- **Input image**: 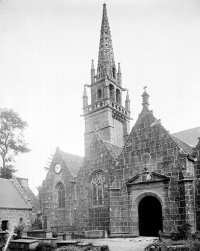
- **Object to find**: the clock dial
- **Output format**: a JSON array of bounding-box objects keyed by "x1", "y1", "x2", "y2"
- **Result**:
[{"x1": 54, "y1": 163, "x2": 62, "y2": 174}]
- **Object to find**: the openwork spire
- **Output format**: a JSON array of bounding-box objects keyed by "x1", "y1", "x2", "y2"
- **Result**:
[{"x1": 97, "y1": 4, "x2": 116, "y2": 81}]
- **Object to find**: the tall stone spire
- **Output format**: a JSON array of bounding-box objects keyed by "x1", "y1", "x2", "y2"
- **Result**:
[{"x1": 96, "y1": 4, "x2": 116, "y2": 81}]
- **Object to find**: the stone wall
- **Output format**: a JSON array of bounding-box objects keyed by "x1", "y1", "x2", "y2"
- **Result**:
[
  {"x1": 38, "y1": 151, "x2": 76, "y2": 231},
  {"x1": 75, "y1": 133, "x2": 116, "y2": 233},
  {"x1": 0, "y1": 209, "x2": 32, "y2": 231},
  {"x1": 109, "y1": 108, "x2": 195, "y2": 236},
  {"x1": 194, "y1": 140, "x2": 200, "y2": 231}
]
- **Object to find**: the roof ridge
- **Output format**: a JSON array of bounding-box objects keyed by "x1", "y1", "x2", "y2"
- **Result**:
[
  {"x1": 11, "y1": 177, "x2": 32, "y2": 208},
  {"x1": 173, "y1": 126, "x2": 200, "y2": 134},
  {"x1": 60, "y1": 150, "x2": 84, "y2": 158},
  {"x1": 102, "y1": 140, "x2": 123, "y2": 149},
  {"x1": 171, "y1": 135, "x2": 193, "y2": 148}
]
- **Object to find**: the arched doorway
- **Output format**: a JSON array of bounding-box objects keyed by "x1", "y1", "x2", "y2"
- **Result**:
[{"x1": 138, "y1": 196, "x2": 163, "y2": 236}]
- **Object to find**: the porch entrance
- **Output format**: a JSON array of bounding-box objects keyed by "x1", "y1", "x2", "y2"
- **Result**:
[{"x1": 138, "y1": 196, "x2": 163, "y2": 236}]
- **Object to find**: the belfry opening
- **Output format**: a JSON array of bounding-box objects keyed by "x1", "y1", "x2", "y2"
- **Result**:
[{"x1": 138, "y1": 196, "x2": 163, "y2": 236}]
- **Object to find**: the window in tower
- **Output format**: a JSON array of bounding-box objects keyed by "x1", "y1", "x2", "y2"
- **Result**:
[
  {"x1": 116, "y1": 89, "x2": 121, "y2": 105},
  {"x1": 98, "y1": 89, "x2": 102, "y2": 99},
  {"x1": 109, "y1": 84, "x2": 115, "y2": 101}
]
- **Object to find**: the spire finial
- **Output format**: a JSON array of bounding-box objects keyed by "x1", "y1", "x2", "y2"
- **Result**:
[
  {"x1": 142, "y1": 86, "x2": 149, "y2": 109},
  {"x1": 91, "y1": 59, "x2": 94, "y2": 69},
  {"x1": 83, "y1": 85, "x2": 87, "y2": 97},
  {"x1": 83, "y1": 85, "x2": 88, "y2": 109},
  {"x1": 126, "y1": 90, "x2": 129, "y2": 100}
]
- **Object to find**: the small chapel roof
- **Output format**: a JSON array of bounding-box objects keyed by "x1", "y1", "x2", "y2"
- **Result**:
[{"x1": 0, "y1": 178, "x2": 32, "y2": 209}]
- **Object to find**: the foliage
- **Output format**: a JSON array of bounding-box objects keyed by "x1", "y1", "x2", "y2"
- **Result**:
[
  {"x1": 171, "y1": 222, "x2": 192, "y2": 241},
  {"x1": 0, "y1": 165, "x2": 16, "y2": 179},
  {"x1": 44, "y1": 153, "x2": 54, "y2": 171},
  {"x1": 14, "y1": 223, "x2": 25, "y2": 238},
  {"x1": 36, "y1": 242, "x2": 54, "y2": 251},
  {"x1": 145, "y1": 240, "x2": 200, "y2": 251},
  {"x1": 55, "y1": 244, "x2": 109, "y2": 251},
  {"x1": 0, "y1": 108, "x2": 30, "y2": 178}
]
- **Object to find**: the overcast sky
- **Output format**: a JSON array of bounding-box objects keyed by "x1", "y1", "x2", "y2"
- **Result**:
[{"x1": 0, "y1": 0, "x2": 200, "y2": 194}]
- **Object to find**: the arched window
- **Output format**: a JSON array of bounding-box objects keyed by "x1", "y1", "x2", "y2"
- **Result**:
[
  {"x1": 91, "y1": 171, "x2": 105, "y2": 206},
  {"x1": 112, "y1": 66, "x2": 116, "y2": 79},
  {"x1": 56, "y1": 183, "x2": 65, "y2": 208},
  {"x1": 116, "y1": 89, "x2": 121, "y2": 104},
  {"x1": 97, "y1": 89, "x2": 102, "y2": 99},
  {"x1": 109, "y1": 84, "x2": 115, "y2": 101}
]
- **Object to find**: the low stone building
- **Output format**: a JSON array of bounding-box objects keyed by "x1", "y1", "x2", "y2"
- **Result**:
[
  {"x1": 0, "y1": 178, "x2": 32, "y2": 231},
  {"x1": 39, "y1": 4, "x2": 200, "y2": 237}
]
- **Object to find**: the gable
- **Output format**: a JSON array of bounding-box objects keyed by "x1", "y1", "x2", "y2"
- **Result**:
[
  {"x1": 122, "y1": 107, "x2": 192, "y2": 159},
  {"x1": 126, "y1": 171, "x2": 170, "y2": 186},
  {"x1": 59, "y1": 151, "x2": 84, "y2": 176},
  {"x1": 86, "y1": 132, "x2": 116, "y2": 162},
  {"x1": 48, "y1": 148, "x2": 84, "y2": 177}
]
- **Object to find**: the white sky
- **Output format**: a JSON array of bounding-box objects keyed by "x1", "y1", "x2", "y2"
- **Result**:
[{"x1": 0, "y1": 0, "x2": 200, "y2": 194}]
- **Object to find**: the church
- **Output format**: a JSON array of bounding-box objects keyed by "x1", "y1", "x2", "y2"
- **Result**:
[{"x1": 38, "y1": 4, "x2": 200, "y2": 237}]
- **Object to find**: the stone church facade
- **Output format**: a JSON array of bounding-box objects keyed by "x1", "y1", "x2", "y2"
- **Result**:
[{"x1": 39, "y1": 4, "x2": 200, "y2": 237}]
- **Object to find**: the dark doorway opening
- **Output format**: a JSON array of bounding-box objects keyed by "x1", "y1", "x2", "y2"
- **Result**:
[
  {"x1": 2, "y1": 220, "x2": 8, "y2": 231},
  {"x1": 138, "y1": 196, "x2": 163, "y2": 236}
]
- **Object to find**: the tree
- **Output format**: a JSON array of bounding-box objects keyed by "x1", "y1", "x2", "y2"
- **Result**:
[
  {"x1": 43, "y1": 153, "x2": 54, "y2": 171},
  {"x1": 0, "y1": 108, "x2": 30, "y2": 179}
]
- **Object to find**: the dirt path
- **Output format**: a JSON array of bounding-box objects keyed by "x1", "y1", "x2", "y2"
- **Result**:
[{"x1": 78, "y1": 237, "x2": 158, "y2": 251}]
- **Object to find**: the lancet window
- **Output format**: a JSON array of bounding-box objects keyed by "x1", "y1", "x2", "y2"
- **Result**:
[
  {"x1": 56, "y1": 183, "x2": 65, "y2": 208},
  {"x1": 91, "y1": 171, "x2": 106, "y2": 206}
]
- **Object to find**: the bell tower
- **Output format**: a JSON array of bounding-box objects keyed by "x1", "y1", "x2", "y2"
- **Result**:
[{"x1": 83, "y1": 4, "x2": 131, "y2": 154}]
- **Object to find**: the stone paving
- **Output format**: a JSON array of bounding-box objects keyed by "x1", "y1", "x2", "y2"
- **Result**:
[{"x1": 78, "y1": 237, "x2": 158, "y2": 251}]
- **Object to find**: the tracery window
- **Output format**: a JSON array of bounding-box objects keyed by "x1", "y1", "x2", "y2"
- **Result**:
[
  {"x1": 56, "y1": 183, "x2": 65, "y2": 208},
  {"x1": 91, "y1": 171, "x2": 105, "y2": 206}
]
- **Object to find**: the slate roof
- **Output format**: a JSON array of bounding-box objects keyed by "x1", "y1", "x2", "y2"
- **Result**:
[
  {"x1": 16, "y1": 177, "x2": 40, "y2": 212},
  {"x1": 0, "y1": 178, "x2": 32, "y2": 209},
  {"x1": 60, "y1": 151, "x2": 84, "y2": 176},
  {"x1": 172, "y1": 127, "x2": 200, "y2": 147},
  {"x1": 103, "y1": 140, "x2": 123, "y2": 159},
  {"x1": 171, "y1": 135, "x2": 193, "y2": 154}
]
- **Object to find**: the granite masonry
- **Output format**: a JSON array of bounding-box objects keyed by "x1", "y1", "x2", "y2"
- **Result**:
[{"x1": 38, "y1": 4, "x2": 200, "y2": 237}]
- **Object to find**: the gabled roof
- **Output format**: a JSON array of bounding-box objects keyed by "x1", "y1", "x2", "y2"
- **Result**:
[
  {"x1": 16, "y1": 177, "x2": 40, "y2": 212},
  {"x1": 172, "y1": 127, "x2": 200, "y2": 147},
  {"x1": 59, "y1": 151, "x2": 84, "y2": 176},
  {"x1": 0, "y1": 178, "x2": 32, "y2": 209},
  {"x1": 103, "y1": 140, "x2": 123, "y2": 159},
  {"x1": 171, "y1": 135, "x2": 193, "y2": 154}
]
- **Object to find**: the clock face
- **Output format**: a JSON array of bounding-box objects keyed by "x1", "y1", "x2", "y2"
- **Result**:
[{"x1": 54, "y1": 163, "x2": 62, "y2": 174}]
